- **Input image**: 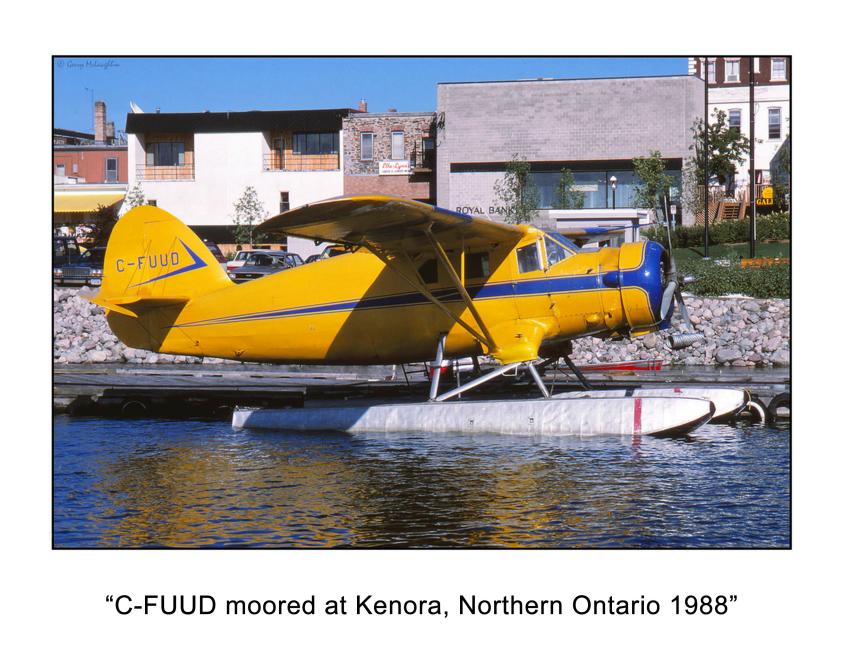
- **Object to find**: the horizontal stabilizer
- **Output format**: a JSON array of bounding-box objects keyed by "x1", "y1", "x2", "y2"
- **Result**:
[{"x1": 80, "y1": 288, "x2": 189, "y2": 318}]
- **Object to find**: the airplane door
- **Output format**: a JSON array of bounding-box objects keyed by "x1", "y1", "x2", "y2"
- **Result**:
[{"x1": 512, "y1": 237, "x2": 550, "y2": 320}]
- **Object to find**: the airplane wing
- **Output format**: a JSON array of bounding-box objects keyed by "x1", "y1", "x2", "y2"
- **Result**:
[
  {"x1": 258, "y1": 195, "x2": 527, "y2": 254},
  {"x1": 259, "y1": 195, "x2": 529, "y2": 354}
]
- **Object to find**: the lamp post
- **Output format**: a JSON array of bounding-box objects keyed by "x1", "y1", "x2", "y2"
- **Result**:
[{"x1": 610, "y1": 175, "x2": 618, "y2": 210}]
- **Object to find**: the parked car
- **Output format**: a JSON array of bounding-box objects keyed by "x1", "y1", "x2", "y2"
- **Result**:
[
  {"x1": 202, "y1": 239, "x2": 228, "y2": 267},
  {"x1": 53, "y1": 236, "x2": 82, "y2": 267},
  {"x1": 228, "y1": 251, "x2": 304, "y2": 283},
  {"x1": 227, "y1": 248, "x2": 303, "y2": 271},
  {"x1": 54, "y1": 246, "x2": 106, "y2": 286},
  {"x1": 305, "y1": 245, "x2": 349, "y2": 264}
]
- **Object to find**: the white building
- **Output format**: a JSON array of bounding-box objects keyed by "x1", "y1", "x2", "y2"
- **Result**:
[
  {"x1": 125, "y1": 108, "x2": 355, "y2": 257},
  {"x1": 689, "y1": 57, "x2": 790, "y2": 189}
]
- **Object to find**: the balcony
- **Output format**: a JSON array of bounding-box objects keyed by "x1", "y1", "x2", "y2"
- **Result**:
[
  {"x1": 263, "y1": 153, "x2": 339, "y2": 172},
  {"x1": 136, "y1": 164, "x2": 195, "y2": 181},
  {"x1": 411, "y1": 144, "x2": 435, "y2": 173}
]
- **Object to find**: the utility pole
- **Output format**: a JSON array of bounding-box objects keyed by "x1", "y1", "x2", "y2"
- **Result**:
[
  {"x1": 703, "y1": 57, "x2": 710, "y2": 259},
  {"x1": 749, "y1": 56, "x2": 756, "y2": 258}
]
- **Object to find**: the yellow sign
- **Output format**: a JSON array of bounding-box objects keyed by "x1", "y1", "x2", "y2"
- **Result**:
[{"x1": 761, "y1": 187, "x2": 774, "y2": 200}]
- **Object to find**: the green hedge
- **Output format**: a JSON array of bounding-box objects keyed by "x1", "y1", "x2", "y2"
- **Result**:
[
  {"x1": 677, "y1": 259, "x2": 790, "y2": 298},
  {"x1": 644, "y1": 211, "x2": 790, "y2": 247}
]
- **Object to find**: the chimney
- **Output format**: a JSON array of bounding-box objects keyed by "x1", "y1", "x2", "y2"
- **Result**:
[
  {"x1": 94, "y1": 100, "x2": 107, "y2": 143},
  {"x1": 106, "y1": 121, "x2": 115, "y2": 142},
  {"x1": 358, "y1": 99, "x2": 367, "y2": 112},
  {"x1": 387, "y1": 108, "x2": 397, "y2": 113}
]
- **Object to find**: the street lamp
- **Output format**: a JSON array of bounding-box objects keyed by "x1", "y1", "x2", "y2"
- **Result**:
[{"x1": 610, "y1": 176, "x2": 618, "y2": 209}]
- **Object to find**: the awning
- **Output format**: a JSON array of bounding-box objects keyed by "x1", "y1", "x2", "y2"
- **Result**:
[{"x1": 54, "y1": 191, "x2": 125, "y2": 213}]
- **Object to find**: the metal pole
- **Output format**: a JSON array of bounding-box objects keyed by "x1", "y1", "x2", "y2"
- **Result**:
[
  {"x1": 749, "y1": 56, "x2": 757, "y2": 258},
  {"x1": 703, "y1": 57, "x2": 710, "y2": 259},
  {"x1": 428, "y1": 333, "x2": 446, "y2": 401}
]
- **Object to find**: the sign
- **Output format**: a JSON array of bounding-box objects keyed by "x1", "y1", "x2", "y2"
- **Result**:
[
  {"x1": 378, "y1": 160, "x2": 411, "y2": 176},
  {"x1": 756, "y1": 186, "x2": 775, "y2": 206}
]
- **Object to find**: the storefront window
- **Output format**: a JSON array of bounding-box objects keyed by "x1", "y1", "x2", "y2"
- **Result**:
[{"x1": 530, "y1": 169, "x2": 681, "y2": 210}]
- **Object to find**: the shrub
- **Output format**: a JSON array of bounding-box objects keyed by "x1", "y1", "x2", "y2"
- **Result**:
[
  {"x1": 677, "y1": 259, "x2": 790, "y2": 298},
  {"x1": 644, "y1": 211, "x2": 789, "y2": 247}
]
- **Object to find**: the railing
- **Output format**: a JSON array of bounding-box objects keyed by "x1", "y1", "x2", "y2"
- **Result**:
[
  {"x1": 410, "y1": 144, "x2": 435, "y2": 172},
  {"x1": 136, "y1": 164, "x2": 195, "y2": 181},
  {"x1": 263, "y1": 153, "x2": 339, "y2": 172}
]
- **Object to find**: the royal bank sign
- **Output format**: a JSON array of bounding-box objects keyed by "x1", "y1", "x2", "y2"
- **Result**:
[{"x1": 378, "y1": 160, "x2": 411, "y2": 176}]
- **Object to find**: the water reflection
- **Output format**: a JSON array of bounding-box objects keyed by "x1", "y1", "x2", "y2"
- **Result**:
[{"x1": 53, "y1": 418, "x2": 790, "y2": 548}]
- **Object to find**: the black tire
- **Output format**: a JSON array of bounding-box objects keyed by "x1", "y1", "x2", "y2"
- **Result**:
[{"x1": 767, "y1": 392, "x2": 791, "y2": 422}]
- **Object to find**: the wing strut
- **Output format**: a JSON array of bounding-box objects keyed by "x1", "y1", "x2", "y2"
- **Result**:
[
  {"x1": 366, "y1": 245, "x2": 495, "y2": 352},
  {"x1": 423, "y1": 228, "x2": 498, "y2": 351}
]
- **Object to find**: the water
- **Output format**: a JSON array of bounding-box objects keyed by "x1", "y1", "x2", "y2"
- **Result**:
[{"x1": 53, "y1": 417, "x2": 789, "y2": 548}]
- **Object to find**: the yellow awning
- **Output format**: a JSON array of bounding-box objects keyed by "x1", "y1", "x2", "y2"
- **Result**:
[{"x1": 54, "y1": 191, "x2": 125, "y2": 213}]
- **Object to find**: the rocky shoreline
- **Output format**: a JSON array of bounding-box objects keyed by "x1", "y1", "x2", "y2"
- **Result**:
[{"x1": 53, "y1": 287, "x2": 790, "y2": 367}]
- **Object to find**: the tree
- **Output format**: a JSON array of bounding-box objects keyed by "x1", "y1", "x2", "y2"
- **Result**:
[
  {"x1": 123, "y1": 182, "x2": 146, "y2": 210},
  {"x1": 232, "y1": 186, "x2": 267, "y2": 246},
  {"x1": 552, "y1": 168, "x2": 584, "y2": 209},
  {"x1": 493, "y1": 155, "x2": 540, "y2": 225},
  {"x1": 632, "y1": 151, "x2": 673, "y2": 210},
  {"x1": 688, "y1": 108, "x2": 750, "y2": 188}
]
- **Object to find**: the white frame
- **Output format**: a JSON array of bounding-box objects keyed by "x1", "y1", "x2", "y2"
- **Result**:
[
  {"x1": 725, "y1": 58, "x2": 740, "y2": 83},
  {"x1": 391, "y1": 131, "x2": 405, "y2": 161},
  {"x1": 728, "y1": 108, "x2": 742, "y2": 132},
  {"x1": 360, "y1": 132, "x2": 373, "y2": 161},
  {"x1": 771, "y1": 57, "x2": 786, "y2": 81},
  {"x1": 767, "y1": 107, "x2": 782, "y2": 140}
]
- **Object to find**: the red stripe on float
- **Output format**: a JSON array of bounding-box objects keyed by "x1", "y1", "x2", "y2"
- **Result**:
[{"x1": 633, "y1": 397, "x2": 643, "y2": 435}]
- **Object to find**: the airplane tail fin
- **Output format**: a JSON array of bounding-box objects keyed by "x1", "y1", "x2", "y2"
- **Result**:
[{"x1": 82, "y1": 205, "x2": 232, "y2": 351}]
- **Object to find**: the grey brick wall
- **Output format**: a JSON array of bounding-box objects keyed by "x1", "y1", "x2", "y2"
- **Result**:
[{"x1": 436, "y1": 76, "x2": 703, "y2": 222}]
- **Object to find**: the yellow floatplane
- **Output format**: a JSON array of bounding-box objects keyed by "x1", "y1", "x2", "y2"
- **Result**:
[{"x1": 83, "y1": 195, "x2": 743, "y2": 436}]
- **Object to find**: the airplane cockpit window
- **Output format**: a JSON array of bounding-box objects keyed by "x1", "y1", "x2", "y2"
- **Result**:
[
  {"x1": 516, "y1": 242, "x2": 542, "y2": 274},
  {"x1": 544, "y1": 236, "x2": 570, "y2": 268},
  {"x1": 418, "y1": 258, "x2": 438, "y2": 284},
  {"x1": 545, "y1": 231, "x2": 579, "y2": 252},
  {"x1": 466, "y1": 252, "x2": 490, "y2": 279}
]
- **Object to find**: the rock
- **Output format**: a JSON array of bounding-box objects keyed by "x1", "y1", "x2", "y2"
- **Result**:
[
  {"x1": 770, "y1": 349, "x2": 790, "y2": 366},
  {"x1": 715, "y1": 348, "x2": 742, "y2": 364},
  {"x1": 643, "y1": 334, "x2": 657, "y2": 349}
]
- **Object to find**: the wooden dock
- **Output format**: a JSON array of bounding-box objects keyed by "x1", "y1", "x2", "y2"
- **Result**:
[{"x1": 53, "y1": 362, "x2": 790, "y2": 420}]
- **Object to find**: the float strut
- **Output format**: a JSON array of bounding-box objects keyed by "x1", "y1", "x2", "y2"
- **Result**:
[
  {"x1": 434, "y1": 361, "x2": 522, "y2": 402},
  {"x1": 428, "y1": 334, "x2": 447, "y2": 401},
  {"x1": 563, "y1": 354, "x2": 593, "y2": 390},
  {"x1": 526, "y1": 362, "x2": 551, "y2": 398}
]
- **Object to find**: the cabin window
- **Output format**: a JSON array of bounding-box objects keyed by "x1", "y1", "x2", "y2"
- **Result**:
[
  {"x1": 466, "y1": 252, "x2": 490, "y2": 279},
  {"x1": 418, "y1": 258, "x2": 438, "y2": 284},
  {"x1": 516, "y1": 242, "x2": 542, "y2": 274},
  {"x1": 544, "y1": 236, "x2": 570, "y2": 268}
]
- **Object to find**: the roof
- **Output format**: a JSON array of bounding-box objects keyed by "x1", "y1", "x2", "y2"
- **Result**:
[
  {"x1": 126, "y1": 109, "x2": 355, "y2": 134},
  {"x1": 54, "y1": 128, "x2": 95, "y2": 140}
]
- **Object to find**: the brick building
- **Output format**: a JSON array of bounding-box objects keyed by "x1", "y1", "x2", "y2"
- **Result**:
[
  {"x1": 436, "y1": 75, "x2": 704, "y2": 228},
  {"x1": 343, "y1": 103, "x2": 436, "y2": 203},
  {"x1": 53, "y1": 101, "x2": 128, "y2": 184}
]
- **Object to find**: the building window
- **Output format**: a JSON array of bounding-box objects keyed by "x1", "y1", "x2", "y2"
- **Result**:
[
  {"x1": 146, "y1": 142, "x2": 185, "y2": 166},
  {"x1": 72, "y1": 163, "x2": 78, "y2": 174},
  {"x1": 391, "y1": 131, "x2": 405, "y2": 160},
  {"x1": 771, "y1": 57, "x2": 786, "y2": 81},
  {"x1": 768, "y1": 108, "x2": 782, "y2": 139},
  {"x1": 280, "y1": 192, "x2": 290, "y2": 214},
  {"x1": 706, "y1": 59, "x2": 716, "y2": 83},
  {"x1": 725, "y1": 59, "x2": 740, "y2": 83},
  {"x1": 105, "y1": 157, "x2": 118, "y2": 183},
  {"x1": 56, "y1": 164, "x2": 65, "y2": 176},
  {"x1": 360, "y1": 132, "x2": 373, "y2": 160},
  {"x1": 147, "y1": 200, "x2": 157, "y2": 207},
  {"x1": 728, "y1": 109, "x2": 742, "y2": 134},
  {"x1": 292, "y1": 132, "x2": 339, "y2": 155}
]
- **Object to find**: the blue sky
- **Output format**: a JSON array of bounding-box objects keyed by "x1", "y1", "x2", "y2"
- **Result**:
[{"x1": 53, "y1": 57, "x2": 688, "y2": 134}]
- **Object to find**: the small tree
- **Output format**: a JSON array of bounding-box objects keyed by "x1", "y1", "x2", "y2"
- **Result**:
[
  {"x1": 493, "y1": 155, "x2": 540, "y2": 225},
  {"x1": 688, "y1": 109, "x2": 750, "y2": 189},
  {"x1": 632, "y1": 150, "x2": 673, "y2": 211},
  {"x1": 123, "y1": 182, "x2": 146, "y2": 211},
  {"x1": 552, "y1": 167, "x2": 584, "y2": 209},
  {"x1": 232, "y1": 186, "x2": 267, "y2": 246}
]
